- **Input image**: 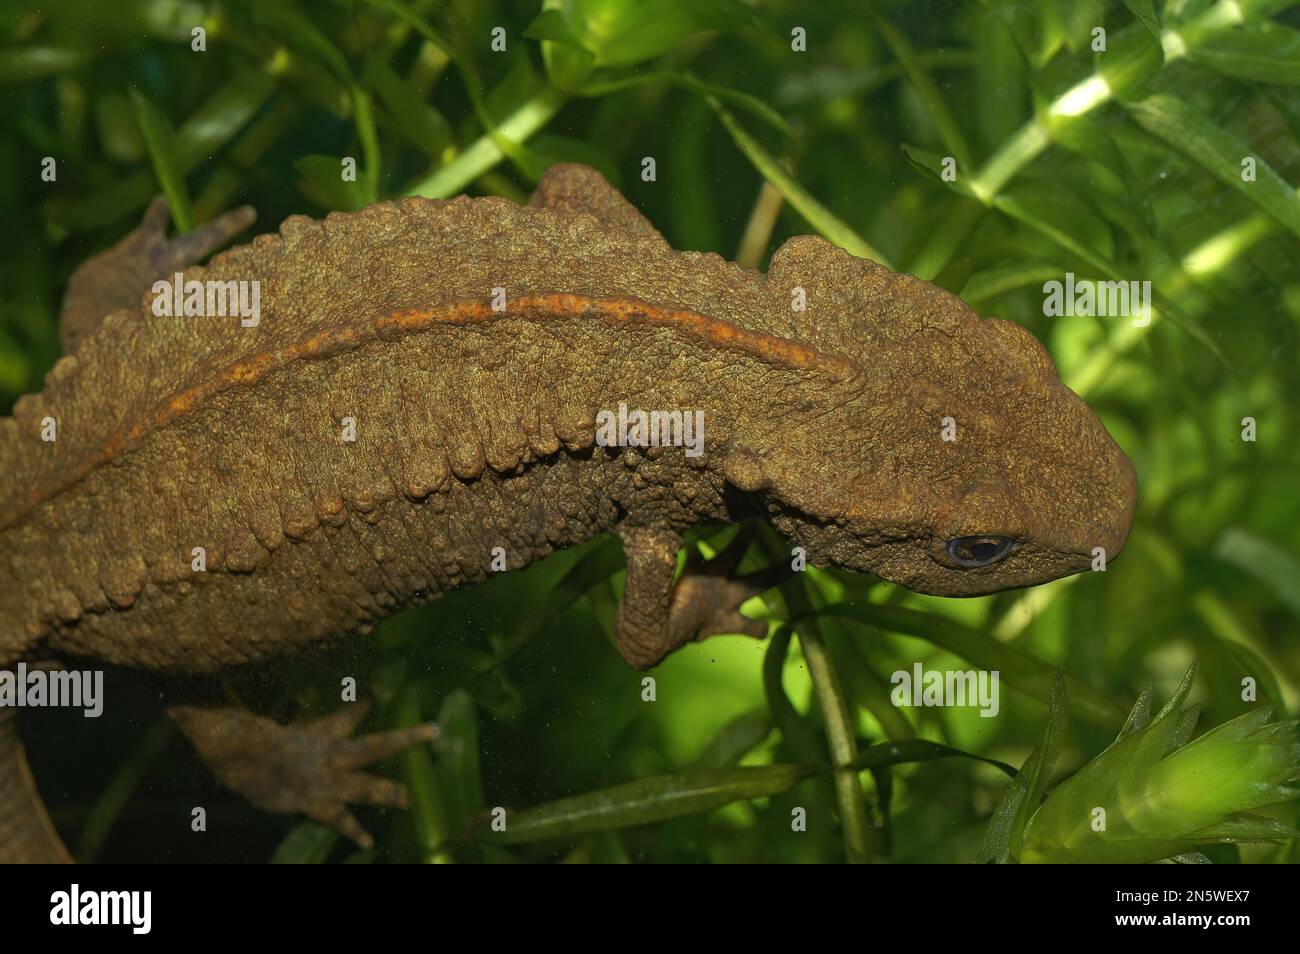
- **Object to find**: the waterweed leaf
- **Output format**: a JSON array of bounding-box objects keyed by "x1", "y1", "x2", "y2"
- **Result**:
[
  {"x1": 1171, "y1": 704, "x2": 1203, "y2": 750},
  {"x1": 959, "y1": 263, "x2": 1063, "y2": 305},
  {"x1": 524, "y1": 9, "x2": 591, "y2": 50},
  {"x1": 1096, "y1": 23, "x2": 1164, "y2": 100},
  {"x1": 582, "y1": 69, "x2": 791, "y2": 136},
  {"x1": 1152, "y1": 660, "x2": 1199, "y2": 726},
  {"x1": 900, "y1": 142, "x2": 978, "y2": 199},
  {"x1": 974, "y1": 677, "x2": 1069, "y2": 865},
  {"x1": 692, "y1": 709, "x2": 772, "y2": 769},
  {"x1": 762, "y1": 624, "x2": 826, "y2": 766},
  {"x1": 990, "y1": 184, "x2": 1228, "y2": 364},
  {"x1": 128, "y1": 89, "x2": 192, "y2": 233},
  {"x1": 48, "y1": 68, "x2": 276, "y2": 231},
  {"x1": 1041, "y1": 111, "x2": 1155, "y2": 235},
  {"x1": 363, "y1": 54, "x2": 451, "y2": 157},
  {"x1": 975, "y1": 766, "x2": 1030, "y2": 863},
  {"x1": 558, "y1": 0, "x2": 752, "y2": 69},
  {"x1": 1008, "y1": 673, "x2": 1069, "y2": 857},
  {"x1": 1123, "y1": 0, "x2": 1162, "y2": 43},
  {"x1": 872, "y1": 11, "x2": 972, "y2": 167},
  {"x1": 1119, "y1": 686, "x2": 1156, "y2": 739},
  {"x1": 524, "y1": 8, "x2": 596, "y2": 91},
  {"x1": 482, "y1": 738, "x2": 1011, "y2": 846},
  {"x1": 253, "y1": 0, "x2": 354, "y2": 82},
  {"x1": 482, "y1": 535, "x2": 624, "y2": 672},
  {"x1": 294, "y1": 154, "x2": 372, "y2": 211},
  {"x1": 479, "y1": 763, "x2": 815, "y2": 844},
  {"x1": 1214, "y1": 526, "x2": 1300, "y2": 619},
  {"x1": 847, "y1": 739, "x2": 1016, "y2": 777},
  {"x1": 815, "y1": 603, "x2": 1128, "y2": 729},
  {"x1": 433, "y1": 690, "x2": 486, "y2": 839},
  {"x1": 349, "y1": 86, "x2": 381, "y2": 202},
  {"x1": 1187, "y1": 813, "x2": 1300, "y2": 842},
  {"x1": 1185, "y1": 21, "x2": 1300, "y2": 85},
  {"x1": 270, "y1": 820, "x2": 340, "y2": 864},
  {"x1": 395, "y1": 685, "x2": 446, "y2": 861},
  {"x1": 357, "y1": 0, "x2": 553, "y2": 188},
  {"x1": 713, "y1": 102, "x2": 889, "y2": 265},
  {"x1": 995, "y1": 181, "x2": 1115, "y2": 262},
  {"x1": 0, "y1": 46, "x2": 89, "y2": 84},
  {"x1": 1127, "y1": 93, "x2": 1300, "y2": 242}
]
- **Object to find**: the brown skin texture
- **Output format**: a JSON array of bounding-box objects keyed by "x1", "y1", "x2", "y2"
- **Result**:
[{"x1": 0, "y1": 164, "x2": 1136, "y2": 861}]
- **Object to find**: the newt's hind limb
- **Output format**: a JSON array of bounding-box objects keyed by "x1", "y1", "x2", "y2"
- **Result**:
[
  {"x1": 168, "y1": 701, "x2": 435, "y2": 849},
  {"x1": 59, "y1": 195, "x2": 256, "y2": 353}
]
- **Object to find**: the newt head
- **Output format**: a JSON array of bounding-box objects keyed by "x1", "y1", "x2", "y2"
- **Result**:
[{"x1": 745, "y1": 238, "x2": 1137, "y2": 597}]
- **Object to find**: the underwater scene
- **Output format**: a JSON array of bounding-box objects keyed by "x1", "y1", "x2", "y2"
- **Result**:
[{"x1": 1, "y1": 0, "x2": 1298, "y2": 877}]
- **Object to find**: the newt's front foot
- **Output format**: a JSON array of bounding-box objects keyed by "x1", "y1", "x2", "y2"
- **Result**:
[
  {"x1": 168, "y1": 702, "x2": 436, "y2": 849},
  {"x1": 615, "y1": 523, "x2": 787, "y2": 670}
]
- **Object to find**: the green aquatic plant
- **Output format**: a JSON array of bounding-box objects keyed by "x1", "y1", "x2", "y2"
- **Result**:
[{"x1": 981, "y1": 666, "x2": 1300, "y2": 863}]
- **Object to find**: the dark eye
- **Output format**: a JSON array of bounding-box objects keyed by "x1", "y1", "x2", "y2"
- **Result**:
[{"x1": 945, "y1": 535, "x2": 1017, "y2": 568}]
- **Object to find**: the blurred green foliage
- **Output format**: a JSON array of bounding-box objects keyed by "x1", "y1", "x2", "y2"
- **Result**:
[{"x1": 3, "y1": 0, "x2": 1299, "y2": 863}]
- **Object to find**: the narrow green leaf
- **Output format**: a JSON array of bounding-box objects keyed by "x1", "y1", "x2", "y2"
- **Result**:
[
  {"x1": 363, "y1": 55, "x2": 451, "y2": 157},
  {"x1": 873, "y1": 12, "x2": 971, "y2": 167},
  {"x1": 582, "y1": 70, "x2": 792, "y2": 137},
  {"x1": 1123, "y1": 0, "x2": 1162, "y2": 42},
  {"x1": 797, "y1": 615, "x2": 872, "y2": 862},
  {"x1": 1127, "y1": 93, "x2": 1300, "y2": 241},
  {"x1": 900, "y1": 142, "x2": 977, "y2": 198},
  {"x1": 432, "y1": 690, "x2": 486, "y2": 839},
  {"x1": 128, "y1": 89, "x2": 193, "y2": 233},
  {"x1": 482, "y1": 764, "x2": 814, "y2": 845},
  {"x1": 270, "y1": 821, "x2": 339, "y2": 864},
  {"x1": 350, "y1": 85, "x2": 381, "y2": 201},
  {"x1": 567, "y1": 0, "x2": 752, "y2": 68},
  {"x1": 49, "y1": 69, "x2": 275, "y2": 231},
  {"x1": 1214, "y1": 527, "x2": 1300, "y2": 619},
  {"x1": 960, "y1": 263, "x2": 1063, "y2": 304},
  {"x1": 692, "y1": 710, "x2": 772, "y2": 768},
  {"x1": 1186, "y1": 21, "x2": 1300, "y2": 85},
  {"x1": 0, "y1": 46, "x2": 90, "y2": 84},
  {"x1": 395, "y1": 685, "x2": 447, "y2": 862},
  {"x1": 817, "y1": 603, "x2": 1128, "y2": 729},
  {"x1": 1009, "y1": 673, "x2": 1069, "y2": 855},
  {"x1": 254, "y1": 1, "x2": 354, "y2": 82},
  {"x1": 848, "y1": 739, "x2": 1016, "y2": 777},
  {"x1": 712, "y1": 102, "x2": 890, "y2": 266},
  {"x1": 294, "y1": 154, "x2": 371, "y2": 211},
  {"x1": 762, "y1": 624, "x2": 826, "y2": 765},
  {"x1": 523, "y1": 9, "x2": 593, "y2": 49}
]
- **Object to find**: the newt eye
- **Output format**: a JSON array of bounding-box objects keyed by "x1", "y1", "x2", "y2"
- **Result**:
[{"x1": 945, "y1": 535, "x2": 1017, "y2": 568}]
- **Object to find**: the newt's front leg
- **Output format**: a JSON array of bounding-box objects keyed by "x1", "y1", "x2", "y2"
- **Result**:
[
  {"x1": 615, "y1": 524, "x2": 785, "y2": 669},
  {"x1": 168, "y1": 702, "x2": 435, "y2": 849}
]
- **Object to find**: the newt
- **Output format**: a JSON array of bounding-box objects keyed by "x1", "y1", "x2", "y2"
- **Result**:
[{"x1": 0, "y1": 163, "x2": 1136, "y2": 862}]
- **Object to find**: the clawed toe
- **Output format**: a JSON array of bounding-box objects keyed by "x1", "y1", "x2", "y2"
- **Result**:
[{"x1": 169, "y1": 703, "x2": 436, "y2": 849}]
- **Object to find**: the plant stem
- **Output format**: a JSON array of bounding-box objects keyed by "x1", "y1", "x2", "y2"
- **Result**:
[
  {"x1": 405, "y1": 86, "x2": 566, "y2": 198},
  {"x1": 797, "y1": 617, "x2": 873, "y2": 863}
]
